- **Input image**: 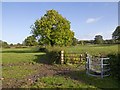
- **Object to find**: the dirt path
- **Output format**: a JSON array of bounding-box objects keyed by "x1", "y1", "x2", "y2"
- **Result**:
[{"x1": 2, "y1": 63, "x2": 79, "y2": 88}]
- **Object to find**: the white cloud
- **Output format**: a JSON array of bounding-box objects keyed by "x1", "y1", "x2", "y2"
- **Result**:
[{"x1": 86, "y1": 17, "x2": 103, "y2": 24}]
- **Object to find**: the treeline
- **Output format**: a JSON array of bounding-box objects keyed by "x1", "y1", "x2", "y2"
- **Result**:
[
  {"x1": 0, "y1": 40, "x2": 27, "y2": 48},
  {"x1": 75, "y1": 39, "x2": 119, "y2": 45},
  {"x1": 0, "y1": 40, "x2": 9, "y2": 48},
  {"x1": 22, "y1": 33, "x2": 119, "y2": 47},
  {"x1": 0, "y1": 38, "x2": 119, "y2": 48},
  {"x1": 78, "y1": 39, "x2": 118, "y2": 45}
]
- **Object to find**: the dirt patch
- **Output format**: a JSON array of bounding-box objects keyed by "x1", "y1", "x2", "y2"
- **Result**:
[{"x1": 2, "y1": 63, "x2": 81, "y2": 88}]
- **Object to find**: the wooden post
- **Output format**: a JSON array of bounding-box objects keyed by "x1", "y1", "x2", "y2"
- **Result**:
[
  {"x1": 86, "y1": 53, "x2": 89, "y2": 75},
  {"x1": 80, "y1": 54, "x2": 82, "y2": 62},
  {"x1": 61, "y1": 50, "x2": 64, "y2": 64},
  {"x1": 101, "y1": 58, "x2": 103, "y2": 78},
  {"x1": 86, "y1": 56, "x2": 89, "y2": 74}
]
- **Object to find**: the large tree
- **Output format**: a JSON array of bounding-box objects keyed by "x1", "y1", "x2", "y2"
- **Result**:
[
  {"x1": 31, "y1": 9, "x2": 74, "y2": 46},
  {"x1": 94, "y1": 35, "x2": 104, "y2": 44},
  {"x1": 0, "y1": 40, "x2": 9, "y2": 48},
  {"x1": 23, "y1": 35, "x2": 38, "y2": 46}
]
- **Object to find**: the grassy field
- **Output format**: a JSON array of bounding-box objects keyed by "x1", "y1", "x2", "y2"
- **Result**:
[
  {"x1": 47, "y1": 44, "x2": 118, "y2": 55},
  {"x1": 29, "y1": 71, "x2": 119, "y2": 88},
  {"x1": 1, "y1": 44, "x2": 119, "y2": 88}
]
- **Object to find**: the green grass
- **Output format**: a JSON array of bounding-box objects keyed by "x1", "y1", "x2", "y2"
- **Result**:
[
  {"x1": 2, "y1": 53, "x2": 45, "y2": 64},
  {"x1": 46, "y1": 44, "x2": 118, "y2": 55},
  {"x1": 2, "y1": 47, "x2": 45, "y2": 64},
  {"x1": 29, "y1": 76, "x2": 96, "y2": 88},
  {"x1": 2, "y1": 46, "x2": 39, "y2": 53},
  {"x1": 65, "y1": 70, "x2": 119, "y2": 88},
  {"x1": 3, "y1": 65, "x2": 37, "y2": 79},
  {"x1": 22, "y1": 69, "x2": 119, "y2": 89}
]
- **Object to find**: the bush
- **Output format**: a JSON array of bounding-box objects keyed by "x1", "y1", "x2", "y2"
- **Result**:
[
  {"x1": 39, "y1": 47, "x2": 48, "y2": 52},
  {"x1": 108, "y1": 53, "x2": 120, "y2": 81},
  {"x1": 46, "y1": 49, "x2": 61, "y2": 64}
]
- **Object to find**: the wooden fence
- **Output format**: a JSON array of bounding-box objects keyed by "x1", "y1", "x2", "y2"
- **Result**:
[{"x1": 60, "y1": 50, "x2": 87, "y2": 65}]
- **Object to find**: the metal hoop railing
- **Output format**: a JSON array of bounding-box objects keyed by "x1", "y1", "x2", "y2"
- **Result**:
[{"x1": 86, "y1": 54, "x2": 110, "y2": 78}]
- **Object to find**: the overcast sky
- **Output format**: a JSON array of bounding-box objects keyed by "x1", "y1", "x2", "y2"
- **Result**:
[{"x1": 2, "y1": 2, "x2": 118, "y2": 44}]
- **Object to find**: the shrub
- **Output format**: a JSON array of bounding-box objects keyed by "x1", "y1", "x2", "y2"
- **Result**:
[
  {"x1": 39, "y1": 47, "x2": 48, "y2": 52},
  {"x1": 36, "y1": 46, "x2": 48, "y2": 52},
  {"x1": 46, "y1": 49, "x2": 61, "y2": 64},
  {"x1": 108, "y1": 53, "x2": 120, "y2": 81}
]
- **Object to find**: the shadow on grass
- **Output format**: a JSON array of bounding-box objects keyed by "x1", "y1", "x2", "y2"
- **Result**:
[
  {"x1": 33, "y1": 51, "x2": 61, "y2": 65},
  {"x1": 33, "y1": 54, "x2": 50, "y2": 64},
  {"x1": 2, "y1": 50, "x2": 40, "y2": 53},
  {"x1": 55, "y1": 69, "x2": 119, "y2": 89},
  {"x1": 33, "y1": 53, "x2": 57, "y2": 65}
]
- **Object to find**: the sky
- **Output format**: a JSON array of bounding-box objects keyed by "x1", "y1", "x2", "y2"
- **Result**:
[
  {"x1": 0, "y1": 2, "x2": 2, "y2": 41},
  {"x1": 2, "y1": 2, "x2": 118, "y2": 44}
]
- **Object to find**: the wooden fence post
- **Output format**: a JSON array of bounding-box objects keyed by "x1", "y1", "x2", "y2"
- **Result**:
[
  {"x1": 80, "y1": 54, "x2": 82, "y2": 62},
  {"x1": 61, "y1": 50, "x2": 64, "y2": 64}
]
